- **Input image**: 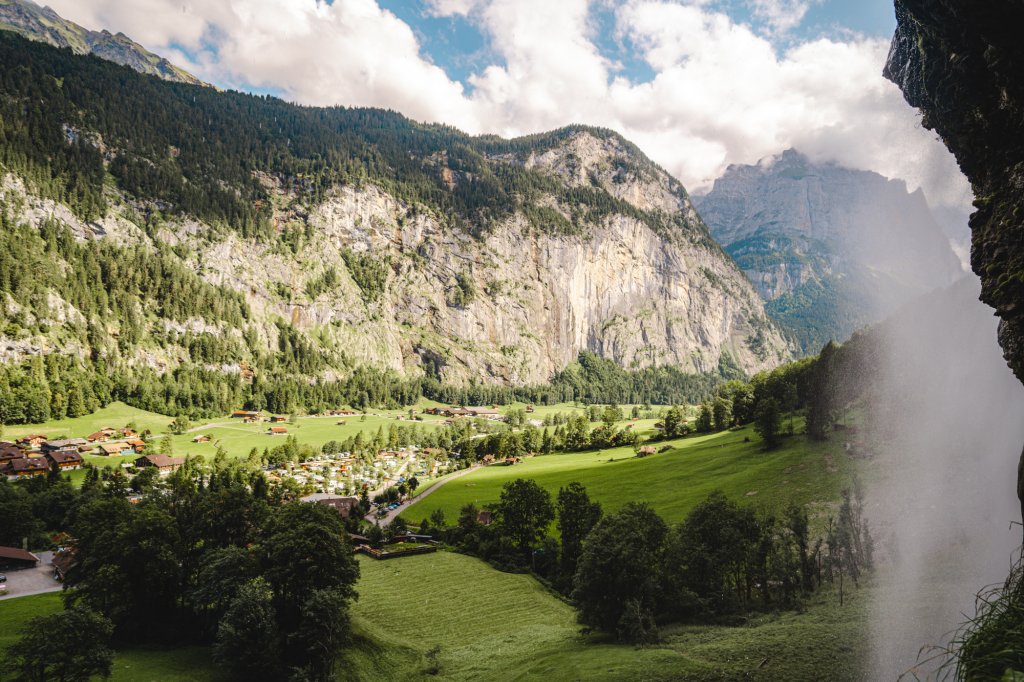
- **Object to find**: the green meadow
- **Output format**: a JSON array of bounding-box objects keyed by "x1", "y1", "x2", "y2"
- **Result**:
[
  {"x1": 0, "y1": 551, "x2": 866, "y2": 681},
  {"x1": 402, "y1": 420, "x2": 855, "y2": 527},
  {"x1": 2, "y1": 400, "x2": 670, "y2": 483},
  {"x1": 341, "y1": 551, "x2": 866, "y2": 681}
]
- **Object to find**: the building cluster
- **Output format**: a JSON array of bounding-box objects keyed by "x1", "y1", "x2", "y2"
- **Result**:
[
  {"x1": 423, "y1": 405, "x2": 505, "y2": 421},
  {"x1": 2, "y1": 425, "x2": 185, "y2": 481},
  {"x1": 268, "y1": 446, "x2": 449, "y2": 497}
]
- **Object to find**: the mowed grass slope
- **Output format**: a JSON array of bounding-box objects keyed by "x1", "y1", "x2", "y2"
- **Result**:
[
  {"x1": 402, "y1": 422, "x2": 854, "y2": 527},
  {"x1": 341, "y1": 551, "x2": 867, "y2": 681}
]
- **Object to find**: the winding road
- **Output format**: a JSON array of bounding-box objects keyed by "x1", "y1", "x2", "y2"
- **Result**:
[{"x1": 369, "y1": 465, "x2": 484, "y2": 526}]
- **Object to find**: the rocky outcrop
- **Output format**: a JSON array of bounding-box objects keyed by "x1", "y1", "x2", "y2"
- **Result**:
[
  {"x1": 0, "y1": 0, "x2": 203, "y2": 85},
  {"x1": 885, "y1": 1, "x2": 1024, "y2": 527},
  {"x1": 1, "y1": 129, "x2": 790, "y2": 385},
  {"x1": 193, "y1": 130, "x2": 790, "y2": 384},
  {"x1": 694, "y1": 149, "x2": 962, "y2": 351}
]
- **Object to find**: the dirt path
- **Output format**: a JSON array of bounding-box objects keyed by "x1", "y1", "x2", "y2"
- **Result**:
[{"x1": 370, "y1": 465, "x2": 483, "y2": 526}]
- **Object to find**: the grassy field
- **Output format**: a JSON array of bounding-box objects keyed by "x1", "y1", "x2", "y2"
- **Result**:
[
  {"x1": 1, "y1": 401, "x2": 674, "y2": 482},
  {"x1": 341, "y1": 550, "x2": 867, "y2": 681},
  {"x1": 0, "y1": 553, "x2": 867, "y2": 681},
  {"x1": 1, "y1": 400, "x2": 456, "y2": 476},
  {"x1": 402, "y1": 421, "x2": 854, "y2": 527}
]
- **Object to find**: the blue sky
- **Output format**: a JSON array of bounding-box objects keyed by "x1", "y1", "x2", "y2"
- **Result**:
[{"x1": 376, "y1": 0, "x2": 897, "y2": 88}]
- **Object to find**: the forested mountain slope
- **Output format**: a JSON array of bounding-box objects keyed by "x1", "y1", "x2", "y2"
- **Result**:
[{"x1": 0, "y1": 30, "x2": 789, "y2": 421}]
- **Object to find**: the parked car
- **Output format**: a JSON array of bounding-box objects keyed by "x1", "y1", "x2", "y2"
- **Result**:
[{"x1": 0, "y1": 574, "x2": 6, "y2": 583}]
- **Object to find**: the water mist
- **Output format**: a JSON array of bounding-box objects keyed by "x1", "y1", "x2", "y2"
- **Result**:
[{"x1": 865, "y1": 276, "x2": 1024, "y2": 679}]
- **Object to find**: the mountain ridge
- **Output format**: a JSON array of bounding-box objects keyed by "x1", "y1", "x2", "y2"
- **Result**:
[
  {"x1": 0, "y1": 0, "x2": 203, "y2": 85},
  {"x1": 0, "y1": 30, "x2": 790, "y2": 419}
]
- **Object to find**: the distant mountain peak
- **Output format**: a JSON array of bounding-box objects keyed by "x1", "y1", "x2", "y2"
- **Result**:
[
  {"x1": 694, "y1": 150, "x2": 964, "y2": 352},
  {"x1": 0, "y1": 0, "x2": 204, "y2": 85}
]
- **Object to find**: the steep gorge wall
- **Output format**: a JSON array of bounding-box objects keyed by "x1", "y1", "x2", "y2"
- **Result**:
[{"x1": 885, "y1": 0, "x2": 1024, "y2": 527}]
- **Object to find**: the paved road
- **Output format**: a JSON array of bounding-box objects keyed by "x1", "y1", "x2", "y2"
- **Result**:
[
  {"x1": 0, "y1": 551, "x2": 62, "y2": 601},
  {"x1": 370, "y1": 465, "x2": 483, "y2": 526}
]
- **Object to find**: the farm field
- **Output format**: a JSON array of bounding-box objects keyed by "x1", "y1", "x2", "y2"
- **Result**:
[
  {"x1": 0, "y1": 552, "x2": 867, "y2": 681},
  {"x1": 402, "y1": 421, "x2": 856, "y2": 527},
  {"x1": 343, "y1": 550, "x2": 867, "y2": 681}
]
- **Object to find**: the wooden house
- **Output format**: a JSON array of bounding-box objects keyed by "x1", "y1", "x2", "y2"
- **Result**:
[
  {"x1": 45, "y1": 449, "x2": 84, "y2": 470},
  {"x1": 270, "y1": 415, "x2": 288, "y2": 423},
  {"x1": 96, "y1": 442, "x2": 123, "y2": 456},
  {"x1": 231, "y1": 410, "x2": 260, "y2": 420},
  {"x1": 268, "y1": 426, "x2": 288, "y2": 435},
  {"x1": 192, "y1": 434, "x2": 211, "y2": 443},
  {"x1": 0, "y1": 546, "x2": 40, "y2": 570},
  {"x1": 15, "y1": 434, "x2": 47, "y2": 449},
  {"x1": 134, "y1": 454, "x2": 185, "y2": 476},
  {"x1": 0, "y1": 442, "x2": 24, "y2": 462},
  {"x1": 4, "y1": 456, "x2": 49, "y2": 480}
]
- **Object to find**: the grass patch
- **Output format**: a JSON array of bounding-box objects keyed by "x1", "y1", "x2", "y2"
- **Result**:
[
  {"x1": 341, "y1": 550, "x2": 866, "y2": 680},
  {"x1": 402, "y1": 423, "x2": 853, "y2": 527}
]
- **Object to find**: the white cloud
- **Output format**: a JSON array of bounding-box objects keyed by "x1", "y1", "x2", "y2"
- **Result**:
[
  {"x1": 41, "y1": 0, "x2": 970, "y2": 210},
  {"x1": 747, "y1": 0, "x2": 816, "y2": 36}
]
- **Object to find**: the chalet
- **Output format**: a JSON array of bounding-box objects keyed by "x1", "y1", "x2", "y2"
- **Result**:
[
  {"x1": 127, "y1": 439, "x2": 146, "y2": 453},
  {"x1": 45, "y1": 449, "x2": 84, "y2": 470},
  {"x1": 0, "y1": 442, "x2": 24, "y2": 462},
  {"x1": 0, "y1": 546, "x2": 40, "y2": 571},
  {"x1": 525, "y1": 404, "x2": 535, "y2": 413},
  {"x1": 231, "y1": 409, "x2": 261, "y2": 419},
  {"x1": 42, "y1": 438, "x2": 88, "y2": 453},
  {"x1": 120, "y1": 428, "x2": 138, "y2": 439},
  {"x1": 52, "y1": 547, "x2": 77, "y2": 581},
  {"x1": 476, "y1": 510, "x2": 494, "y2": 526},
  {"x1": 269, "y1": 415, "x2": 288, "y2": 423},
  {"x1": 134, "y1": 454, "x2": 185, "y2": 476},
  {"x1": 347, "y1": 533, "x2": 370, "y2": 547},
  {"x1": 86, "y1": 431, "x2": 111, "y2": 442},
  {"x1": 466, "y1": 406, "x2": 503, "y2": 420},
  {"x1": 636, "y1": 445, "x2": 657, "y2": 458},
  {"x1": 96, "y1": 442, "x2": 124, "y2": 456},
  {"x1": 268, "y1": 426, "x2": 288, "y2": 435},
  {"x1": 303, "y1": 494, "x2": 360, "y2": 518},
  {"x1": 4, "y1": 456, "x2": 49, "y2": 480},
  {"x1": 192, "y1": 434, "x2": 211, "y2": 443},
  {"x1": 15, "y1": 434, "x2": 47, "y2": 449}
]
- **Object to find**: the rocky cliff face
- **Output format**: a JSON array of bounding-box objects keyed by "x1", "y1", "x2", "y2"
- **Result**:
[
  {"x1": 189, "y1": 130, "x2": 789, "y2": 384},
  {"x1": 0, "y1": 0, "x2": 203, "y2": 85},
  {"x1": 884, "y1": 1, "x2": 1024, "y2": 524},
  {"x1": 694, "y1": 149, "x2": 963, "y2": 351},
  {"x1": 1, "y1": 129, "x2": 790, "y2": 385}
]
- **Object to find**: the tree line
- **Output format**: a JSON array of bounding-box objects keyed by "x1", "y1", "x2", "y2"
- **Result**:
[
  {"x1": 1, "y1": 458, "x2": 363, "y2": 682},
  {"x1": 415, "y1": 478, "x2": 872, "y2": 643}
]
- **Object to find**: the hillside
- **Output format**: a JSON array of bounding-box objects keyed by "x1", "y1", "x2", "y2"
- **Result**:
[
  {"x1": 0, "y1": 0, "x2": 203, "y2": 85},
  {"x1": 694, "y1": 150, "x2": 963, "y2": 352},
  {"x1": 402, "y1": 420, "x2": 853, "y2": 528},
  {"x1": 0, "y1": 30, "x2": 789, "y2": 421}
]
